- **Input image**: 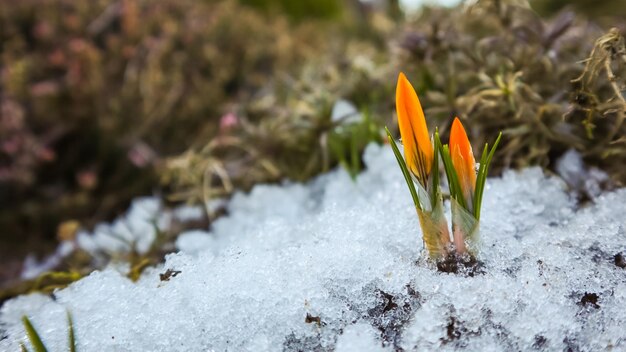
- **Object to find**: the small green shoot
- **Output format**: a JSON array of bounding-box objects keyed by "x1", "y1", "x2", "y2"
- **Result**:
[
  {"x1": 385, "y1": 127, "x2": 420, "y2": 210},
  {"x1": 21, "y1": 310, "x2": 77, "y2": 352},
  {"x1": 328, "y1": 109, "x2": 382, "y2": 180},
  {"x1": 473, "y1": 132, "x2": 502, "y2": 220},
  {"x1": 68, "y1": 311, "x2": 76, "y2": 352},
  {"x1": 22, "y1": 316, "x2": 47, "y2": 352}
]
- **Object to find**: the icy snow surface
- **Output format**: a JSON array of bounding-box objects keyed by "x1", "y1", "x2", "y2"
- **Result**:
[
  {"x1": 2, "y1": 144, "x2": 626, "y2": 351},
  {"x1": 21, "y1": 198, "x2": 208, "y2": 280}
]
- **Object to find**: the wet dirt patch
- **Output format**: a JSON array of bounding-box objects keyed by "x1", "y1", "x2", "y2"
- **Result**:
[
  {"x1": 614, "y1": 253, "x2": 626, "y2": 268},
  {"x1": 365, "y1": 285, "x2": 421, "y2": 351},
  {"x1": 436, "y1": 255, "x2": 484, "y2": 276},
  {"x1": 578, "y1": 292, "x2": 600, "y2": 309},
  {"x1": 159, "y1": 269, "x2": 182, "y2": 282},
  {"x1": 440, "y1": 311, "x2": 481, "y2": 348},
  {"x1": 305, "y1": 313, "x2": 322, "y2": 327}
]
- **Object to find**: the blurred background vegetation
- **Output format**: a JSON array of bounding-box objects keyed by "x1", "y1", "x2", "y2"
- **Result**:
[{"x1": 1, "y1": 0, "x2": 625, "y2": 296}]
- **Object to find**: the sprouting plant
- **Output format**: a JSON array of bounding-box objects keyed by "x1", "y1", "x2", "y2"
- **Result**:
[
  {"x1": 386, "y1": 72, "x2": 451, "y2": 260},
  {"x1": 387, "y1": 72, "x2": 501, "y2": 266},
  {"x1": 21, "y1": 311, "x2": 76, "y2": 352},
  {"x1": 21, "y1": 315, "x2": 47, "y2": 352},
  {"x1": 437, "y1": 118, "x2": 501, "y2": 257},
  {"x1": 328, "y1": 108, "x2": 382, "y2": 180}
]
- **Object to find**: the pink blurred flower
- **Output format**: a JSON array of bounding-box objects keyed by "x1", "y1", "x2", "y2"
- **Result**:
[
  {"x1": 128, "y1": 141, "x2": 157, "y2": 168},
  {"x1": 219, "y1": 112, "x2": 239, "y2": 132}
]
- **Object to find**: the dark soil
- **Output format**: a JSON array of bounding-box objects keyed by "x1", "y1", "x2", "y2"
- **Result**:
[
  {"x1": 159, "y1": 269, "x2": 182, "y2": 282},
  {"x1": 365, "y1": 286, "x2": 421, "y2": 351},
  {"x1": 614, "y1": 253, "x2": 626, "y2": 268},
  {"x1": 436, "y1": 254, "x2": 484, "y2": 276},
  {"x1": 305, "y1": 313, "x2": 322, "y2": 326},
  {"x1": 578, "y1": 292, "x2": 600, "y2": 309}
]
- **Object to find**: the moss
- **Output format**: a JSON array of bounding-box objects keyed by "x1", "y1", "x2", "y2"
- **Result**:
[
  {"x1": 0, "y1": 0, "x2": 333, "y2": 264},
  {"x1": 395, "y1": 2, "x2": 626, "y2": 186},
  {"x1": 238, "y1": 0, "x2": 343, "y2": 21}
]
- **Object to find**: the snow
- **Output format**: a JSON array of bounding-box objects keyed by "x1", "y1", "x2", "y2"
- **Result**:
[
  {"x1": 556, "y1": 148, "x2": 610, "y2": 199},
  {"x1": 175, "y1": 230, "x2": 215, "y2": 255},
  {"x1": 2, "y1": 144, "x2": 625, "y2": 351},
  {"x1": 331, "y1": 99, "x2": 361, "y2": 125},
  {"x1": 398, "y1": 0, "x2": 463, "y2": 11},
  {"x1": 335, "y1": 323, "x2": 391, "y2": 352},
  {"x1": 21, "y1": 241, "x2": 76, "y2": 280},
  {"x1": 76, "y1": 197, "x2": 165, "y2": 257},
  {"x1": 23, "y1": 198, "x2": 208, "y2": 280}
]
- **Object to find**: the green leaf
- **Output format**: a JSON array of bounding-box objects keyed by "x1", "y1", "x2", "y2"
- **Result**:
[
  {"x1": 473, "y1": 132, "x2": 502, "y2": 220},
  {"x1": 436, "y1": 132, "x2": 466, "y2": 210},
  {"x1": 67, "y1": 311, "x2": 76, "y2": 352},
  {"x1": 473, "y1": 143, "x2": 490, "y2": 219},
  {"x1": 349, "y1": 127, "x2": 360, "y2": 179},
  {"x1": 430, "y1": 129, "x2": 440, "y2": 208},
  {"x1": 22, "y1": 316, "x2": 48, "y2": 352},
  {"x1": 385, "y1": 127, "x2": 421, "y2": 210},
  {"x1": 20, "y1": 343, "x2": 29, "y2": 352}
]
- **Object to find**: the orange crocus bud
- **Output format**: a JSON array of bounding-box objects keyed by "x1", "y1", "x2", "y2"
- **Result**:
[
  {"x1": 449, "y1": 117, "x2": 476, "y2": 209},
  {"x1": 395, "y1": 72, "x2": 433, "y2": 186}
]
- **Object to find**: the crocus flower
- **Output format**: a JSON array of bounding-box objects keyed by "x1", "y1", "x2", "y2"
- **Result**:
[
  {"x1": 395, "y1": 72, "x2": 433, "y2": 187},
  {"x1": 447, "y1": 118, "x2": 476, "y2": 254},
  {"x1": 388, "y1": 72, "x2": 502, "y2": 264},
  {"x1": 387, "y1": 73, "x2": 450, "y2": 259},
  {"x1": 449, "y1": 118, "x2": 476, "y2": 212},
  {"x1": 438, "y1": 117, "x2": 501, "y2": 256}
]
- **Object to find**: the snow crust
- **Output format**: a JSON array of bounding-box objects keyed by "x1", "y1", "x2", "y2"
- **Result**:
[
  {"x1": 75, "y1": 197, "x2": 166, "y2": 257},
  {"x1": 555, "y1": 148, "x2": 610, "y2": 199},
  {"x1": 2, "y1": 144, "x2": 625, "y2": 351},
  {"x1": 21, "y1": 198, "x2": 207, "y2": 280}
]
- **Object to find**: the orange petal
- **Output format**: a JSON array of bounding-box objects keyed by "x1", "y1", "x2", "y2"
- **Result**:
[
  {"x1": 450, "y1": 117, "x2": 476, "y2": 205},
  {"x1": 395, "y1": 72, "x2": 433, "y2": 184}
]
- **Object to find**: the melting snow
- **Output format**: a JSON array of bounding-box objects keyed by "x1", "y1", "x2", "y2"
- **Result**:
[{"x1": 1, "y1": 144, "x2": 625, "y2": 351}]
